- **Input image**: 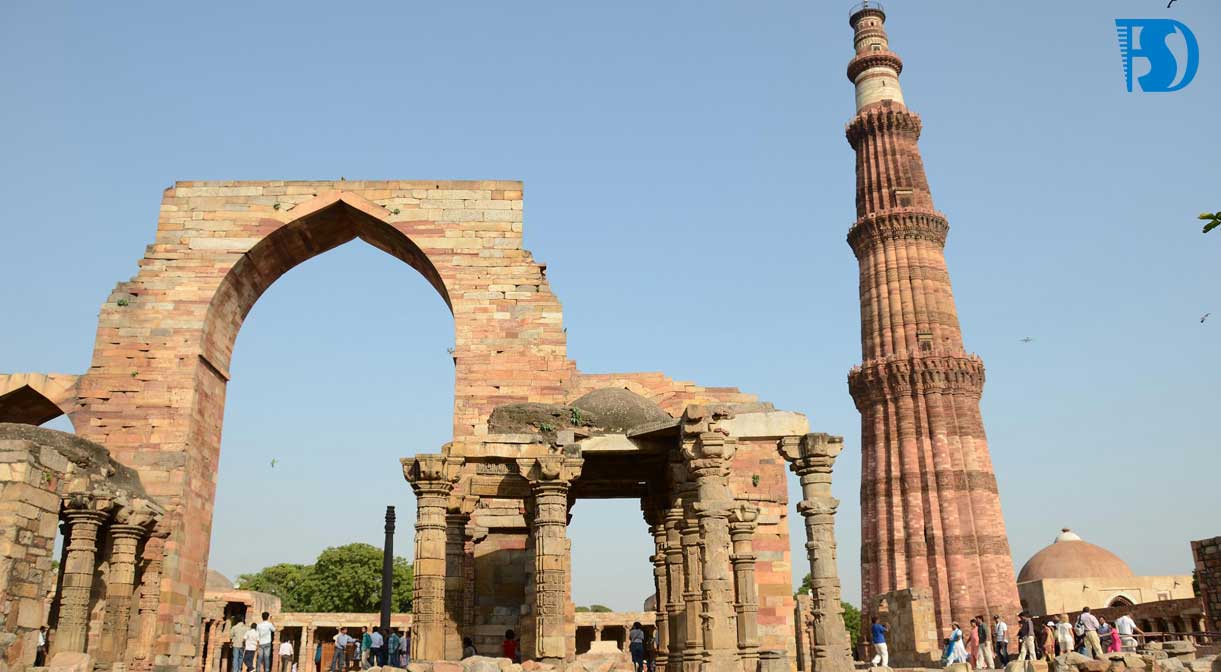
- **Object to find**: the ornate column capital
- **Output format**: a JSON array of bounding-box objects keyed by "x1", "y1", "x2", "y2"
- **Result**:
[
  {"x1": 778, "y1": 433, "x2": 844, "y2": 474},
  {"x1": 728, "y1": 502, "x2": 759, "y2": 539},
  {"x1": 403, "y1": 455, "x2": 463, "y2": 495},
  {"x1": 516, "y1": 455, "x2": 583, "y2": 485}
]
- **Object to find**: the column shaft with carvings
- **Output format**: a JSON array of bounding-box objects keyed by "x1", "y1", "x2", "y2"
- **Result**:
[
  {"x1": 780, "y1": 434, "x2": 853, "y2": 672},
  {"x1": 728, "y1": 503, "x2": 759, "y2": 672},
  {"x1": 404, "y1": 455, "x2": 462, "y2": 661},
  {"x1": 130, "y1": 529, "x2": 168, "y2": 671},
  {"x1": 663, "y1": 499, "x2": 687, "y2": 672},
  {"x1": 464, "y1": 521, "x2": 487, "y2": 635},
  {"x1": 53, "y1": 495, "x2": 113, "y2": 656},
  {"x1": 679, "y1": 486, "x2": 703, "y2": 672},
  {"x1": 99, "y1": 508, "x2": 155, "y2": 666},
  {"x1": 444, "y1": 496, "x2": 475, "y2": 660},
  {"x1": 681, "y1": 406, "x2": 739, "y2": 672},
  {"x1": 518, "y1": 455, "x2": 583, "y2": 664},
  {"x1": 645, "y1": 503, "x2": 670, "y2": 671}
]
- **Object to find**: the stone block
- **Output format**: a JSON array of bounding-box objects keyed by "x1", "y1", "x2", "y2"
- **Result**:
[{"x1": 47, "y1": 652, "x2": 92, "y2": 672}]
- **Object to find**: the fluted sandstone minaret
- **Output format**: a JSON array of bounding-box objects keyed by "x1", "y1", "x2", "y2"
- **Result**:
[{"x1": 843, "y1": 2, "x2": 1021, "y2": 633}]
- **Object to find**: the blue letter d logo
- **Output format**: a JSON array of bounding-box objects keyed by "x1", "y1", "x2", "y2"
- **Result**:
[{"x1": 1115, "y1": 19, "x2": 1200, "y2": 92}]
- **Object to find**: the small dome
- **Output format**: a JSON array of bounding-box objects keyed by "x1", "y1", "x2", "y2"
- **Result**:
[
  {"x1": 570, "y1": 388, "x2": 671, "y2": 432},
  {"x1": 207, "y1": 569, "x2": 234, "y2": 590},
  {"x1": 1017, "y1": 528, "x2": 1134, "y2": 583}
]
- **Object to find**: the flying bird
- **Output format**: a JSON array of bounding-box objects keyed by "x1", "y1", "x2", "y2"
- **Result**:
[
  {"x1": 270, "y1": 458, "x2": 278, "y2": 468},
  {"x1": 1020, "y1": 337, "x2": 1034, "y2": 343},
  {"x1": 1167, "y1": 0, "x2": 1178, "y2": 7},
  {"x1": 1203, "y1": 313, "x2": 1212, "y2": 324}
]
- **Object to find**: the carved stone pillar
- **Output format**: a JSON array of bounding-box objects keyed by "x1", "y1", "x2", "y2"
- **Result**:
[
  {"x1": 679, "y1": 487, "x2": 703, "y2": 672},
  {"x1": 728, "y1": 503, "x2": 759, "y2": 672},
  {"x1": 52, "y1": 494, "x2": 113, "y2": 656},
  {"x1": 444, "y1": 495, "x2": 476, "y2": 660},
  {"x1": 464, "y1": 521, "x2": 487, "y2": 634},
  {"x1": 645, "y1": 503, "x2": 670, "y2": 671},
  {"x1": 300, "y1": 626, "x2": 314, "y2": 672},
  {"x1": 779, "y1": 433, "x2": 853, "y2": 672},
  {"x1": 130, "y1": 526, "x2": 168, "y2": 671},
  {"x1": 661, "y1": 495, "x2": 686, "y2": 672},
  {"x1": 99, "y1": 502, "x2": 157, "y2": 666},
  {"x1": 518, "y1": 455, "x2": 583, "y2": 664},
  {"x1": 681, "y1": 406, "x2": 739, "y2": 672},
  {"x1": 404, "y1": 455, "x2": 462, "y2": 661}
]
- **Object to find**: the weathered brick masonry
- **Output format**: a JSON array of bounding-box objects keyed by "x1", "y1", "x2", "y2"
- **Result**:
[{"x1": 843, "y1": 6, "x2": 1021, "y2": 633}]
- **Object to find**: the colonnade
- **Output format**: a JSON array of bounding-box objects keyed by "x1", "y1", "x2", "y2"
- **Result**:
[{"x1": 51, "y1": 493, "x2": 164, "y2": 669}]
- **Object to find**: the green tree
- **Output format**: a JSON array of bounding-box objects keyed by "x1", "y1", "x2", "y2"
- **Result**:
[
  {"x1": 237, "y1": 543, "x2": 413, "y2": 613},
  {"x1": 796, "y1": 573, "x2": 862, "y2": 652},
  {"x1": 589, "y1": 604, "x2": 612, "y2": 613},
  {"x1": 236, "y1": 563, "x2": 314, "y2": 612},
  {"x1": 1200, "y1": 212, "x2": 1220, "y2": 234}
]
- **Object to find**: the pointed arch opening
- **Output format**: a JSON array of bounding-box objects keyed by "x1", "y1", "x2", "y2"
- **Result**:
[{"x1": 200, "y1": 193, "x2": 452, "y2": 377}]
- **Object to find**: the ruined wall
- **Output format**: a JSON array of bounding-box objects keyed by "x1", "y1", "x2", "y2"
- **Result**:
[
  {"x1": 1018, "y1": 575, "x2": 1195, "y2": 618},
  {"x1": 1190, "y1": 537, "x2": 1220, "y2": 633},
  {"x1": 874, "y1": 587, "x2": 941, "y2": 668}
]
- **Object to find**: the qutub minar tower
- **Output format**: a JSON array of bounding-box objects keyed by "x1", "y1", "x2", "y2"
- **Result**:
[{"x1": 843, "y1": 3, "x2": 1022, "y2": 632}]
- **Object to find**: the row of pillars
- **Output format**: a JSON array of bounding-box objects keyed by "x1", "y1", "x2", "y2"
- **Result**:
[
  {"x1": 52, "y1": 493, "x2": 165, "y2": 668},
  {"x1": 403, "y1": 415, "x2": 855, "y2": 672}
]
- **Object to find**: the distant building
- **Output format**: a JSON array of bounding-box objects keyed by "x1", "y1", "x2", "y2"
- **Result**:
[{"x1": 1017, "y1": 529, "x2": 1194, "y2": 616}]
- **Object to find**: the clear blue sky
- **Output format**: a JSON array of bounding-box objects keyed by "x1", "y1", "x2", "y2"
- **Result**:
[{"x1": 2, "y1": 1, "x2": 1218, "y2": 612}]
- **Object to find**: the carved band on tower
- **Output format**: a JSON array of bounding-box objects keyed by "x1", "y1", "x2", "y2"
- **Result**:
[{"x1": 843, "y1": 2, "x2": 1021, "y2": 634}]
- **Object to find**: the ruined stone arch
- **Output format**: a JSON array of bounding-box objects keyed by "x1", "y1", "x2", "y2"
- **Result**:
[
  {"x1": 1107, "y1": 594, "x2": 1135, "y2": 608},
  {"x1": 0, "y1": 373, "x2": 80, "y2": 427}
]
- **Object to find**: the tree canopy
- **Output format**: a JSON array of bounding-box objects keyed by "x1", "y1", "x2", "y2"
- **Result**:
[{"x1": 237, "y1": 543, "x2": 412, "y2": 613}]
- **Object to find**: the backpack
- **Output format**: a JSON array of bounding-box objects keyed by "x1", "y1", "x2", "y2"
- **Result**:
[{"x1": 1074, "y1": 619, "x2": 1086, "y2": 637}]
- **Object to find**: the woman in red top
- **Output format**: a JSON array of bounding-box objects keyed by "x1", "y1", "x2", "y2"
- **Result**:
[{"x1": 502, "y1": 630, "x2": 518, "y2": 662}]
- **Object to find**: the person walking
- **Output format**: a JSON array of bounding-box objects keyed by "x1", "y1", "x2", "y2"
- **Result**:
[
  {"x1": 1041, "y1": 620, "x2": 1056, "y2": 660},
  {"x1": 946, "y1": 623, "x2": 968, "y2": 665},
  {"x1": 1099, "y1": 618, "x2": 1120, "y2": 654},
  {"x1": 243, "y1": 622, "x2": 260, "y2": 672},
  {"x1": 1055, "y1": 616, "x2": 1074, "y2": 657},
  {"x1": 1016, "y1": 612, "x2": 1037, "y2": 662},
  {"x1": 870, "y1": 617, "x2": 889, "y2": 667},
  {"x1": 402, "y1": 630, "x2": 412, "y2": 666},
  {"x1": 278, "y1": 638, "x2": 294, "y2": 672},
  {"x1": 976, "y1": 616, "x2": 994, "y2": 669},
  {"x1": 256, "y1": 613, "x2": 276, "y2": 672},
  {"x1": 360, "y1": 628, "x2": 372, "y2": 670},
  {"x1": 232, "y1": 619, "x2": 251, "y2": 672},
  {"x1": 964, "y1": 618, "x2": 980, "y2": 667},
  {"x1": 628, "y1": 621, "x2": 647, "y2": 672},
  {"x1": 1077, "y1": 608, "x2": 1104, "y2": 659},
  {"x1": 35, "y1": 626, "x2": 48, "y2": 666},
  {"x1": 993, "y1": 615, "x2": 1009, "y2": 668}
]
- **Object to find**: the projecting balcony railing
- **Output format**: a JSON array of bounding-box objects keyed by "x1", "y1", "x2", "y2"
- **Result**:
[{"x1": 849, "y1": 1, "x2": 885, "y2": 20}]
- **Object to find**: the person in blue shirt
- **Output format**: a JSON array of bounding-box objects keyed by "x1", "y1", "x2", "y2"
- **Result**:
[{"x1": 870, "y1": 616, "x2": 889, "y2": 667}]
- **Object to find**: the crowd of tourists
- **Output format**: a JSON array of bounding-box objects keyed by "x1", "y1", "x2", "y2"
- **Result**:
[
  {"x1": 868, "y1": 607, "x2": 1145, "y2": 669},
  {"x1": 230, "y1": 613, "x2": 280, "y2": 672},
  {"x1": 324, "y1": 626, "x2": 410, "y2": 670}
]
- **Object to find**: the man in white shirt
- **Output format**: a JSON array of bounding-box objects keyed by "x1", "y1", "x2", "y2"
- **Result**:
[
  {"x1": 244, "y1": 622, "x2": 260, "y2": 672},
  {"x1": 279, "y1": 638, "x2": 294, "y2": 672},
  {"x1": 256, "y1": 612, "x2": 277, "y2": 672},
  {"x1": 993, "y1": 615, "x2": 1009, "y2": 666},
  {"x1": 369, "y1": 629, "x2": 385, "y2": 667},
  {"x1": 1114, "y1": 613, "x2": 1141, "y2": 652}
]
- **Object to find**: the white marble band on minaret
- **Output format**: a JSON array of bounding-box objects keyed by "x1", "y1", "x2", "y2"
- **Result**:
[{"x1": 848, "y1": 2, "x2": 905, "y2": 111}]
